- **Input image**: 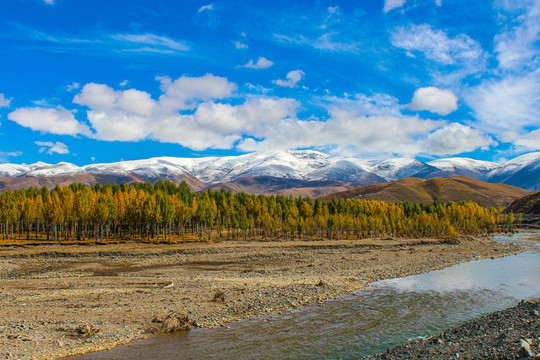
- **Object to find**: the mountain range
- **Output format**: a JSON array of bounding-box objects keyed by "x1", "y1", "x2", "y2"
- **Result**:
[{"x1": 0, "y1": 150, "x2": 538, "y2": 194}]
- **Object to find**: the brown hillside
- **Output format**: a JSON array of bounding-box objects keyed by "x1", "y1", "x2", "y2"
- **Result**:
[
  {"x1": 206, "y1": 176, "x2": 361, "y2": 197},
  {"x1": 319, "y1": 176, "x2": 530, "y2": 208},
  {"x1": 0, "y1": 173, "x2": 205, "y2": 192},
  {"x1": 504, "y1": 191, "x2": 540, "y2": 215}
]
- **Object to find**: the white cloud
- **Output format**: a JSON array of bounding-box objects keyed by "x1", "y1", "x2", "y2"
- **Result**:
[
  {"x1": 74, "y1": 83, "x2": 158, "y2": 116},
  {"x1": 0, "y1": 151, "x2": 22, "y2": 163},
  {"x1": 85, "y1": 111, "x2": 149, "y2": 142},
  {"x1": 421, "y1": 123, "x2": 494, "y2": 155},
  {"x1": 119, "y1": 80, "x2": 128, "y2": 87},
  {"x1": 16, "y1": 25, "x2": 189, "y2": 56},
  {"x1": 237, "y1": 93, "x2": 442, "y2": 156},
  {"x1": 391, "y1": 24, "x2": 484, "y2": 66},
  {"x1": 494, "y1": 0, "x2": 539, "y2": 71},
  {"x1": 110, "y1": 33, "x2": 189, "y2": 53},
  {"x1": 465, "y1": 72, "x2": 540, "y2": 132},
  {"x1": 237, "y1": 57, "x2": 274, "y2": 69},
  {"x1": 407, "y1": 86, "x2": 458, "y2": 115},
  {"x1": 8, "y1": 107, "x2": 90, "y2": 136},
  {"x1": 238, "y1": 93, "x2": 494, "y2": 157},
  {"x1": 198, "y1": 4, "x2": 214, "y2": 13},
  {"x1": 273, "y1": 70, "x2": 305, "y2": 88},
  {"x1": 68, "y1": 76, "x2": 297, "y2": 150},
  {"x1": 156, "y1": 74, "x2": 236, "y2": 110},
  {"x1": 35, "y1": 141, "x2": 69, "y2": 155},
  {"x1": 233, "y1": 41, "x2": 248, "y2": 49},
  {"x1": 66, "y1": 82, "x2": 80, "y2": 92},
  {"x1": 511, "y1": 129, "x2": 540, "y2": 151},
  {"x1": 238, "y1": 111, "x2": 441, "y2": 156},
  {"x1": 322, "y1": 93, "x2": 402, "y2": 117},
  {"x1": 245, "y1": 83, "x2": 270, "y2": 94},
  {"x1": 0, "y1": 94, "x2": 12, "y2": 108},
  {"x1": 274, "y1": 33, "x2": 361, "y2": 53},
  {"x1": 10, "y1": 74, "x2": 497, "y2": 157},
  {"x1": 42, "y1": 0, "x2": 54, "y2": 4},
  {"x1": 435, "y1": 0, "x2": 442, "y2": 6},
  {"x1": 384, "y1": 0, "x2": 406, "y2": 13}
]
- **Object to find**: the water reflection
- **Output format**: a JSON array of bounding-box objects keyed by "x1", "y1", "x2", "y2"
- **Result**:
[{"x1": 72, "y1": 233, "x2": 540, "y2": 360}]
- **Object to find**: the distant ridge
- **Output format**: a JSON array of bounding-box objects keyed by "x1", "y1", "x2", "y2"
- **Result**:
[
  {"x1": 0, "y1": 150, "x2": 538, "y2": 193},
  {"x1": 318, "y1": 176, "x2": 530, "y2": 208}
]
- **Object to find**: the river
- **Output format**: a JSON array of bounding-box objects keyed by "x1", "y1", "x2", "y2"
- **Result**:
[{"x1": 72, "y1": 233, "x2": 540, "y2": 359}]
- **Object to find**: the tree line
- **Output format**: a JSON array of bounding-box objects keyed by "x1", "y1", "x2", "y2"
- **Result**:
[{"x1": 0, "y1": 180, "x2": 516, "y2": 243}]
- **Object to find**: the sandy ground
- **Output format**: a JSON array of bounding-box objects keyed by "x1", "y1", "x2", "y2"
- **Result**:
[{"x1": 0, "y1": 234, "x2": 527, "y2": 360}]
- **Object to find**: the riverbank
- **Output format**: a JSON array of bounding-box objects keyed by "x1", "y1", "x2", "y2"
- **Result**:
[
  {"x1": 0, "y1": 234, "x2": 527, "y2": 359},
  {"x1": 368, "y1": 297, "x2": 540, "y2": 359}
]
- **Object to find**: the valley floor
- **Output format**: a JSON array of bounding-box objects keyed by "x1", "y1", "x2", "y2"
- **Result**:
[{"x1": 0, "y1": 235, "x2": 527, "y2": 359}]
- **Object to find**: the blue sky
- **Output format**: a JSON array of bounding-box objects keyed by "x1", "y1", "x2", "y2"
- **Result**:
[{"x1": 0, "y1": 0, "x2": 538, "y2": 165}]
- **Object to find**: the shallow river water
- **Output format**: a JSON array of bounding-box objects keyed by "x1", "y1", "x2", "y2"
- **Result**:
[{"x1": 74, "y1": 233, "x2": 540, "y2": 359}]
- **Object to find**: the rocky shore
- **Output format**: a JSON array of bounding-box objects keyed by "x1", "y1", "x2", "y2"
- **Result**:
[
  {"x1": 369, "y1": 298, "x2": 540, "y2": 359},
  {"x1": 0, "y1": 234, "x2": 527, "y2": 359}
]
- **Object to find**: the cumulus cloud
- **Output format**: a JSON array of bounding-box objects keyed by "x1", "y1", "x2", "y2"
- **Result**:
[
  {"x1": 74, "y1": 83, "x2": 159, "y2": 116},
  {"x1": 237, "y1": 57, "x2": 274, "y2": 69},
  {"x1": 391, "y1": 24, "x2": 484, "y2": 66},
  {"x1": 69, "y1": 76, "x2": 297, "y2": 150},
  {"x1": 198, "y1": 4, "x2": 214, "y2": 13},
  {"x1": 35, "y1": 141, "x2": 69, "y2": 155},
  {"x1": 421, "y1": 123, "x2": 494, "y2": 155},
  {"x1": 0, "y1": 94, "x2": 12, "y2": 108},
  {"x1": 384, "y1": 0, "x2": 406, "y2": 13},
  {"x1": 407, "y1": 86, "x2": 458, "y2": 115},
  {"x1": 156, "y1": 74, "x2": 236, "y2": 110},
  {"x1": 237, "y1": 111, "x2": 441, "y2": 156},
  {"x1": 237, "y1": 93, "x2": 493, "y2": 157},
  {"x1": 10, "y1": 75, "x2": 496, "y2": 157},
  {"x1": 8, "y1": 107, "x2": 90, "y2": 136},
  {"x1": 273, "y1": 70, "x2": 305, "y2": 87},
  {"x1": 511, "y1": 129, "x2": 540, "y2": 151}
]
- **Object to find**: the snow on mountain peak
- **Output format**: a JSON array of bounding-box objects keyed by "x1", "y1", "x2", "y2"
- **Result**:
[
  {"x1": 427, "y1": 158, "x2": 498, "y2": 180},
  {"x1": 369, "y1": 158, "x2": 431, "y2": 181},
  {"x1": 0, "y1": 150, "x2": 539, "y2": 190},
  {"x1": 489, "y1": 151, "x2": 540, "y2": 177}
]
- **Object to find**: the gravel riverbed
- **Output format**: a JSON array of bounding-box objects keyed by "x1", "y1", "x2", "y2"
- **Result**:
[{"x1": 0, "y1": 235, "x2": 526, "y2": 359}]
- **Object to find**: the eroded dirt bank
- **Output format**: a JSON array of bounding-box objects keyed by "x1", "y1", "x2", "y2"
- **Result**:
[{"x1": 0, "y1": 235, "x2": 526, "y2": 359}]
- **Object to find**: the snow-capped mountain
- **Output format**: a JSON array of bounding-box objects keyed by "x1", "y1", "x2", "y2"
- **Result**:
[
  {"x1": 369, "y1": 158, "x2": 442, "y2": 182},
  {"x1": 488, "y1": 152, "x2": 540, "y2": 191},
  {"x1": 0, "y1": 150, "x2": 539, "y2": 191},
  {"x1": 427, "y1": 158, "x2": 499, "y2": 180}
]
